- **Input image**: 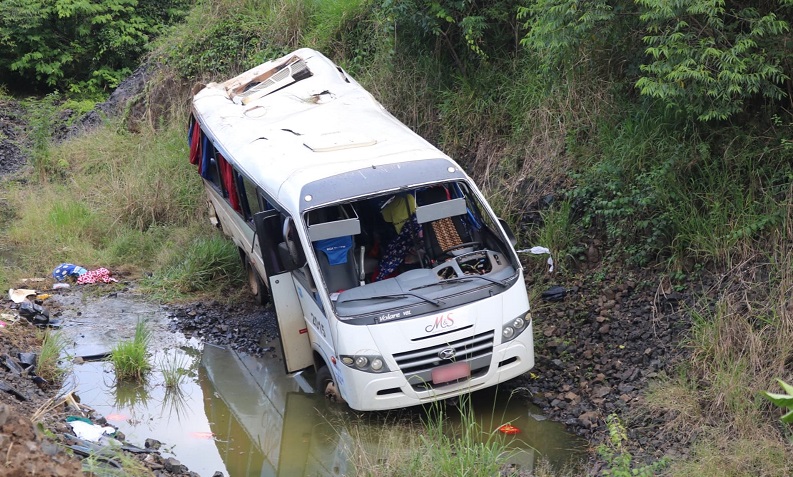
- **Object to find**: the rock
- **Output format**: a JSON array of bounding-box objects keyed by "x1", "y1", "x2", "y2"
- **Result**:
[
  {"x1": 592, "y1": 385, "x2": 611, "y2": 398},
  {"x1": 578, "y1": 411, "x2": 598, "y2": 428},
  {"x1": 598, "y1": 324, "x2": 610, "y2": 334},
  {"x1": 164, "y1": 457, "x2": 188, "y2": 473},
  {"x1": 145, "y1": 438, "x2": 162, "y2": 449}
]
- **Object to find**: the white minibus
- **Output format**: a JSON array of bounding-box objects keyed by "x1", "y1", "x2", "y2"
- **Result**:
[{"x1": 189, "y1": 48, "x2": 534, "y2": 411}]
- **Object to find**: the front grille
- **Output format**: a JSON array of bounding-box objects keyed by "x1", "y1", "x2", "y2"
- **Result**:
[{"x1": 392, "y1": 330, "x2": 494, "y2": 390}]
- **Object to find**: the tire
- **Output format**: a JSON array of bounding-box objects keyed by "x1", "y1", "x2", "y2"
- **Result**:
[
  {"x1": 246, "y1": 258, "x2": 270, "y2": 306},
  {"x1": 316, "y1": 365, "x2": 345, "y2": 404},
  {"x1": 207, "y1": 200, "x2": 222, "y2": 230}
]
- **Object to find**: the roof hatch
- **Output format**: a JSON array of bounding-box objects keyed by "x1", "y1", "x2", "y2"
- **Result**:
[{"x1": 230, "y1": 56, "x2": 312, "y2": 105}]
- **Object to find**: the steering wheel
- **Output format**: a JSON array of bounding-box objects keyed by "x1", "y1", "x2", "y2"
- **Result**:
[{"x1": 441, "y1": 241, "x2": 480, "y2": 255}]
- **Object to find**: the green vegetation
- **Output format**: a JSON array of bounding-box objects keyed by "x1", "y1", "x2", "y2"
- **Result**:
[
  {"x1": 37, "y1": 330, "x2": 67, "y2": 383},
  {"x1": 0, "y1": 0, "x2": 791, "y2": 474},
  {"x1": 158, "y1": 350, "x2": 189, "y2": 389},
  {"x1": 347, "y1": 398, "x2": 527, "y2": 477},
  {"x1": 763, "y1": 379, "x2": 793, "y2": 424},
  {"x1": 597, "y1": 414, "x2": 668, "y2": 476},
  {"x1": 82, "y1": 446, "x2": 155, "y2": 477},
  {"x1": 0, "y1": 0, "x2": 191, "y2": 95},
  {"x1": 110, "y1": 320, "x2": 151, "y2": 382}
]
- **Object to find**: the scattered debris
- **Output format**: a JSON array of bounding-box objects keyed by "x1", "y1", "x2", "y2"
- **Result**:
[
  {"x1": 52, "y1": 263, "x2": 88, "y2": 281},
  {"x1": 77, "y1": 267, "x2": 118, "y2": 284},
  {"x1": 541, "y1": 285, "x2": 567, "y2": 302},
  {"x1": 516, "y1": 246, "x2": 555, "y2": 273},
  {"x1": 8, "y1": 288, "x2": 37, "y2": 303}
]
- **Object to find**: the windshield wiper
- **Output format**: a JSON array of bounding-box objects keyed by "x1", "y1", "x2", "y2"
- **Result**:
[
  {"x1": 410, "y1": 275, "x2": 507, "y2": 291},
  {"x1": 337, "y1": 292, "x2": 442, "y2": 307}
]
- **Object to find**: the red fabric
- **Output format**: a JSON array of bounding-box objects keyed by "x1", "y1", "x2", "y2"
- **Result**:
[
  {"x1": 217, "y1": 153, "x2": 240, "y2": 212},
  {"x1": 77, "y1": 268, "x2": 117, "y2": 284},
  {"x1": 189, "y1": 120, "x2": 201, "y2": 166}
]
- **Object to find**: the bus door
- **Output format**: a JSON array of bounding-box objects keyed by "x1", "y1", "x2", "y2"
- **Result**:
[{"x1": 254, "y1": 211, "x2": 313, "y2": 374}]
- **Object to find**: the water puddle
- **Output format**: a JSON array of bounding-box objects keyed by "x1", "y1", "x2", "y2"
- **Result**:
[{"x1": 56, "y1": 290, "x2": 585, "y2": 476}]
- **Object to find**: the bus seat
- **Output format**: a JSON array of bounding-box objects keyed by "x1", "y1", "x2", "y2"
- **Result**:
[
  {"x1": 416, "y1": 187, "x2": 474, "y2": 259},
  {"x1": 314, "y1": 236, "x2": 358, "y2": 293}
]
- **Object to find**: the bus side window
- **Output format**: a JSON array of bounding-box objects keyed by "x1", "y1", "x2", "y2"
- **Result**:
[
  {"x1": 240, "y1": 175, "x2": 263, "y2": 223},
  {"x1": 203, "y1": 143, "x2": 222, "y2": 191}
]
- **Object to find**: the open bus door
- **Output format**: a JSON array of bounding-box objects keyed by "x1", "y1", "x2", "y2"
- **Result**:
[{"x1": 254, "y1": 211, "x2": 314, "y2": 374}]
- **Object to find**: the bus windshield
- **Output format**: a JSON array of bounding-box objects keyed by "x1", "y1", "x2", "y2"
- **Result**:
[{"x1": 304, "y1": 181, "x2": 519, "y2": 321}]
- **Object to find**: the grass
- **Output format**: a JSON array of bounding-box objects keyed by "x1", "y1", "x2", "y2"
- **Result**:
[
  {"x1": 643, "y1": 209, "x2": 793, "y2": 475},
  {"x1": 82, "y1": 447, "x2": 155, "y2": 477},
  {"x1": 110, "y1": 320, "x2": 151, "y2": 382},
  {"x1": 37, "y1": 330, "x2": 68, "y2": 383},
  {"x1": 347, "y1": 397, "x2": 532, "y2": 477},
  {"x1": 0, "y1": 109, "x2": 241, "y2": 296},
  {"x1": 158, "y1": 350, "x2": 190, "y2": 389},
  {"x1": 141, "y1": 232, "x2": 244, "y2": 300},
  {"x1": 0, "y1": 2, "x2": 790, "y2": 475},
  {"x1": 535, "y1": 199, "x2": 581, "y2": 271}
]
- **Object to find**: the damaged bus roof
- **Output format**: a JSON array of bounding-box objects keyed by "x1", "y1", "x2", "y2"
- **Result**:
[{"x1": 191, "y1": 48, "x2": 466, "y2": 212}]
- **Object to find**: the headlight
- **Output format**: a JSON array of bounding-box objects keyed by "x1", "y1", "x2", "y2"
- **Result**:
[
  {"x1": 339, "y1": 354, "x2": 389, "y2": 373},
  {"x1": 502, "y1": 312, "x2": 531, "y2": 343}
]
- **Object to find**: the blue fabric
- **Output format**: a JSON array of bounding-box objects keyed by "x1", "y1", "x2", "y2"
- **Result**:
[
  {"x1": 187, "y1": 116, "x2": 195, "y2": 146},
  {"x1": 315, "y1": 236, "x2": 353, "y2": 265},
  {"x1": 52, "y1": 263, "x2": 88, "y2": 281}
]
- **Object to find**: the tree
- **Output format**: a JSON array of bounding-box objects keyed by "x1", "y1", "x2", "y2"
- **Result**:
[
  {"x1": 0, "y1": 0, "x2": 190, "y2": 95},
  {"x1": 636, "y1": 0, "x2": 793, "y2": 121},
  {"x1": 519, "y1": 0, "x2": 793, "y2": 121}
]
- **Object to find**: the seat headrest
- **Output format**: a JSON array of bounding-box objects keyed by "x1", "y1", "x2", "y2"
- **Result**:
[{"x1": 314, "y1": 236, "x2": 353, "y2": 265}]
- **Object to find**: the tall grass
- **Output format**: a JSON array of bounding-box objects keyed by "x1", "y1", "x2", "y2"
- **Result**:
[
  {"x1": 0, "y1": 119, "x2": 215, "y2": 285},
  {"x1": 110, "y1": 320, "x2": 151, "y2": 382},
  {"x1": 643, "y1": 198, "x2": 793, "y2": 476},
  {"x1": 347, "y1": 398, "x2": 518, "y2": 477},
  {"x1": 37, "y1": 330, "x2": 67, "y2": 383},
  {"x1": 143, "y1": 233, "x2": 244, "y2": 300},
  {"x1": 158, "y1": 350, "x2": 190, "y2": 389},
  {"x1": 534, "y1": 199, "x2": 581, "y2": 271}
]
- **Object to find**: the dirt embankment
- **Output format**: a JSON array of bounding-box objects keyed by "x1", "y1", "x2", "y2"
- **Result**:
[{"x1": 517, "y1": 264, "x2": 706, "y2": 468}]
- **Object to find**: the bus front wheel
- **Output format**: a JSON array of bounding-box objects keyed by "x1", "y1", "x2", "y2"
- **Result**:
[
  {"x1": 246, "y1": 259, "x2": 270, "y2": 306},
  {"x1": 316, "y1": 365, "x2": 345, "y2": 404}
]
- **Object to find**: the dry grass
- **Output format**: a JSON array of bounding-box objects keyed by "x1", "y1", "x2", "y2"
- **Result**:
[{"x1": 643, "y1": 192, "x2": 793, "y2": 475}]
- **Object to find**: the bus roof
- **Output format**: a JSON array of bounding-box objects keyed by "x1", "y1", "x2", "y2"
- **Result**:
[{"x1": 191, "y1": 48, "x2": 467, "y2": 213}]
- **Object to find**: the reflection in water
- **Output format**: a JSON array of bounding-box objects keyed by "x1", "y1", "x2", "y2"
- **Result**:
[
  {"x1": 66, "y1": 348, "x2": 230, "y2": 476},
  {"x1": 113, "y1": 381, "x2": 150, "y2": 419},
  {"x1": 199, "y1": 345, "x2": 586, "y2": 477},
  {"x1": 161, "y1": 386, "x2": 190, "y2": 424},
  {"x1": 66, "y1": 341, "x2": 584, "y2": 477}
]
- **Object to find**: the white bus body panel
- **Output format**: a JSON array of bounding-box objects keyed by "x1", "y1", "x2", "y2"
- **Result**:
[
  {"x1": 328, "y1": 276, "x2": 534, "y2": 411},
  {"x1": 269, "y1": 274, "x2": 313, "y2": 374}
]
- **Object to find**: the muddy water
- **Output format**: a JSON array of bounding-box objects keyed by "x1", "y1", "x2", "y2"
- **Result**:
[{"x1": 57, "y1": 290, "x2": 584, "y2": 476}]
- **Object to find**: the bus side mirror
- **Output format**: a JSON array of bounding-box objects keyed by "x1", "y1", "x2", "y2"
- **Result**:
[
  {"x1": 498, "y1": 218, "x2": 518, "y2": 247},
  {"x1": 278, "y1": 242, "x2": 299, "y2": 271}
]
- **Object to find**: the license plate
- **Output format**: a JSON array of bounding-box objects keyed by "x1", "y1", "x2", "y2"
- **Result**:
[{"x1": 431, "y1": 362, "x2": 471, "y2": 385}]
